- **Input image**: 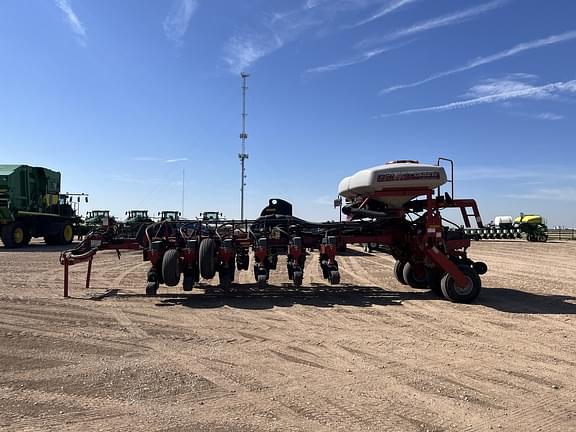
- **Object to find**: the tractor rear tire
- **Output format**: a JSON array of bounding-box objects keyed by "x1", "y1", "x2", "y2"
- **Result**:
[
  {"x1": 393, "y1": 261, "x2": 407, "y2": 285},
  {"x1": 402, "y1": 262, "x2": 427, "y2": 289},
  {"x1": 440, "y1": 265, "x2": 481, "y2": 303},
  {"x1": 199, "y1": 238, "x2": 217, "y2": 280},
  {"x1": 162, "y1": 249, "x2": 181, "y2": 287},
  {"x1": 1, "y1": 223, "x2": 27, "y2": 248}
]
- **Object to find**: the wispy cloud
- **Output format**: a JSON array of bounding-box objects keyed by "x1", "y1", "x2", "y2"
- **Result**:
[
  {"x1": 504, "y1": 187, "x2": 576, "y2": 202},
  {"x1": 534, "y1": 112, "x2": 564, "y2": 121},
  {"x1": 130, "y1": 157, "x2": 188, "y2": 163},
  {"x1": 358, "y1": 0, "x2": 508, "y2": 48},
  {"x1": 349, "y1": 0, "x2": 419, "y2": 28},
  {"x1": 163, "y1": 0, "x2": 199, "y2": 46},
  {"x1": 222, "y1": 0, "x2": 384, "y2": 73},
  {"x1": 376, "y1": 77, "x2": 576, "y2": 117},
  {"x1": 164, "y1": 158, "x2": 188, "y2": 163},
  {"x1": 223, "y1": 32, "x2": 284, "y2": 74},
  {"x1": 381, "y1": 30, "x2": 576, "y2": 94},
  {"x1": 458, "y1": 166, "x2": 576, "y2": 182},
  {"x1": 306, "y1": 42, "x2": 408, "y2": 74},
  {"x1": 54, "y1": 0, "x2": 86, "y2": 46}
]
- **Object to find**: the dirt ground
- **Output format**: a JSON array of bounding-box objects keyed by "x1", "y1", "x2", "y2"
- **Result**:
[{"x1": 0, "y1": 240, "x2": 575, "y2": 432}]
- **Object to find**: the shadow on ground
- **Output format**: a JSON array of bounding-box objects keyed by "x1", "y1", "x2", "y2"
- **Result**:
[
  {"x1": 478, "y1": 287, "x2": 576, "y2": 314},
  {"x1": 81, "y1": 283, "x2": 576, "y2": 315},
  {"x1": 0, "y1": 243, "x2": 79, "y2": 253}
]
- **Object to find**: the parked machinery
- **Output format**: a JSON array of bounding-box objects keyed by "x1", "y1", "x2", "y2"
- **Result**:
[
  {"x1": 464, "y1": 213, "x2": 548, "y2": 242},
  {"x1": 60, "y1": 158, "x2": 488, "y2": 303},
  {"x1": 0, "y1": 165, "x2": 86, "y2": 248}
]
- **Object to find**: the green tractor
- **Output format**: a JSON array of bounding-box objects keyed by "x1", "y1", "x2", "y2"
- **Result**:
[{"x1": 0, "y1": 165, "x2": 85, "y2": 248}]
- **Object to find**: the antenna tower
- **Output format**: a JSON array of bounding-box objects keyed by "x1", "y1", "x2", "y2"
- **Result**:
[{"x1": 239, "y1": 72, "x2": 250, "y2": 220}]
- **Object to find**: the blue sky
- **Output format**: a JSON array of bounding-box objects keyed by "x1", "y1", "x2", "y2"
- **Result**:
[{"x1": 1, "y1": 0, "x2": 575, "y2": 226}]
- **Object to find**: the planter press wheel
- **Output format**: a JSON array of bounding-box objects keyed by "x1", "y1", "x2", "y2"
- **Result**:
[
  {"x1": 293, "y1": 270, "x2": 303, "y2": 287},
  {"x1": 219, "y1": 266, "x2": 235, "y2": 288},
  {"x1": 257, "y1": 274, "x2": 267, "y2": 289},
  {"x1": 440, "y1": 265, "x2": 481, "y2": 303},
  {"x1": 146, "y1": 282, "x2": 159, "y2": 296},
  {"x1": 328, "y1": 270, "x2": 340, "y2": 285}
]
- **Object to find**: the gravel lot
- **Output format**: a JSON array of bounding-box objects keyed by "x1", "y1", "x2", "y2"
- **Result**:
[{"x1": 1, "y1": 240, "x2": 575, "y2": 431}]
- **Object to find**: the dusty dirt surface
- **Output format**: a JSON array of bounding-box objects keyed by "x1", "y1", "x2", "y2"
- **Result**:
[{"x1": 0, "y1": 240, "x2": 575, "y2": 431}]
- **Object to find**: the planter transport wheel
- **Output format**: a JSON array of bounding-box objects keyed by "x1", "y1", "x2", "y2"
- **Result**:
[
  {"x1": 393, "y1": 261, "x2": 407, "y2": 285},
  {"x1": 402, "y1": 262, "x2": 428, "y2": 289},
  {"x1": 199, "y1": 239, "x2": 217, "y2": 279},
  {"x1": 440, "y1": 265, "x2": 481, "y2": 303},
  {"x1": 162, "y1": 249, "x2": 181, "y2": 287}
]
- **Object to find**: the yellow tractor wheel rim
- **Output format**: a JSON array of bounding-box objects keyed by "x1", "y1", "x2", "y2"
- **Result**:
[
  {"x1": 13, "y1": 227, "x2": 24, "y2": 244},
  {"x1": 64, "y1": 225, "x2": 74, "y2": 242}
]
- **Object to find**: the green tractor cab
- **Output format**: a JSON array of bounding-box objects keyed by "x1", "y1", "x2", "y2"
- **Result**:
[
  {"x1": 125, "y1": 210, "x2": 153, "y2": 224},
  {"x1": 85, "y1": 210, "x2": 111, "y2": 226},
  {"x1": 200, "y1": 211, "x2": 224, "y2": 221},
  {"x1": 159, "y1": 211, "x2": 181, "y2": 221}
]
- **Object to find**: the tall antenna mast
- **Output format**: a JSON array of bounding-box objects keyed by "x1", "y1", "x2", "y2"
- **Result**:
[
  {"x1": 239, "y1": 72, "x2": 250, "y2": 220},
  {"x1": 181, "y1": 168, "x2": 185, "y2": 216}
]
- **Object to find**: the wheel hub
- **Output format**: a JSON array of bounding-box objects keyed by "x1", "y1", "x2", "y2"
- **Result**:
[
  {"x1": 13, "y1": 227, "x2": 24, "y2": 244},
  {"x1": 454, "y1": 276, "x2": 474, "y2": 296}
]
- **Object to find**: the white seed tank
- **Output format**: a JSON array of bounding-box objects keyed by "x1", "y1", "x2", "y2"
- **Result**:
[{"x1": 338, "y1": 161, "x2": 447, "y2": 208}]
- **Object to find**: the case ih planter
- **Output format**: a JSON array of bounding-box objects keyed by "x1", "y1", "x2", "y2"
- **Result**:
[{"x1": 60, "y1": 158, "x2": 488, "y2": 303}]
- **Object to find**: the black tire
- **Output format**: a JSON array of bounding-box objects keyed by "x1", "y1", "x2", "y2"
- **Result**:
[
  {"x1": 287, "y1": 263, "x2": 294, "y2": 280},
  {"x1": 1, "y1": 223, "x2": 27, "y2": 248},
  {"x1": 402, "y1": 262, "x2": 427, "y2": 289},
  {"x1": 183, "y1": 273, "x2": 194, "y2": 291},
  {"x1": 44, "y1": 234, "x2": 58, "y2": 246},
  {"x1": 257, "y1": 274, "x2": 267, "y2": 288},
  {"x1": 329, "y1": 270, "x2": 340, "y2": 285},
  {"x1": 146, "y1": 281, "x2": 158, "y2": 296},
  {"x1": 219, "y1": 267, "x2": 235, "y2": 287},
  {"x1": 393, "y1": 261, "x2": 407, "y2": 285},
  {"x1": 293, "y1": 270, "x2": 303, "y2": 287},
  {"x1": 440, "y1": 265, "x2": 481, "y2": 303},
  {"x1": 538, "y1": 233, "x2": 548, "y2": 242},
  {"x1": 22, "y1": 230, "x2": 32, "y2": 246},
  {"x1": 199, "y1": 239, "x2": 216, "y2": 279},
  {"x1": 162, "y1": 249, "x2": 181, "y2": 287},
  {"x1": 426, "y1": 269, "x2": 443, "y2": 296}
]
